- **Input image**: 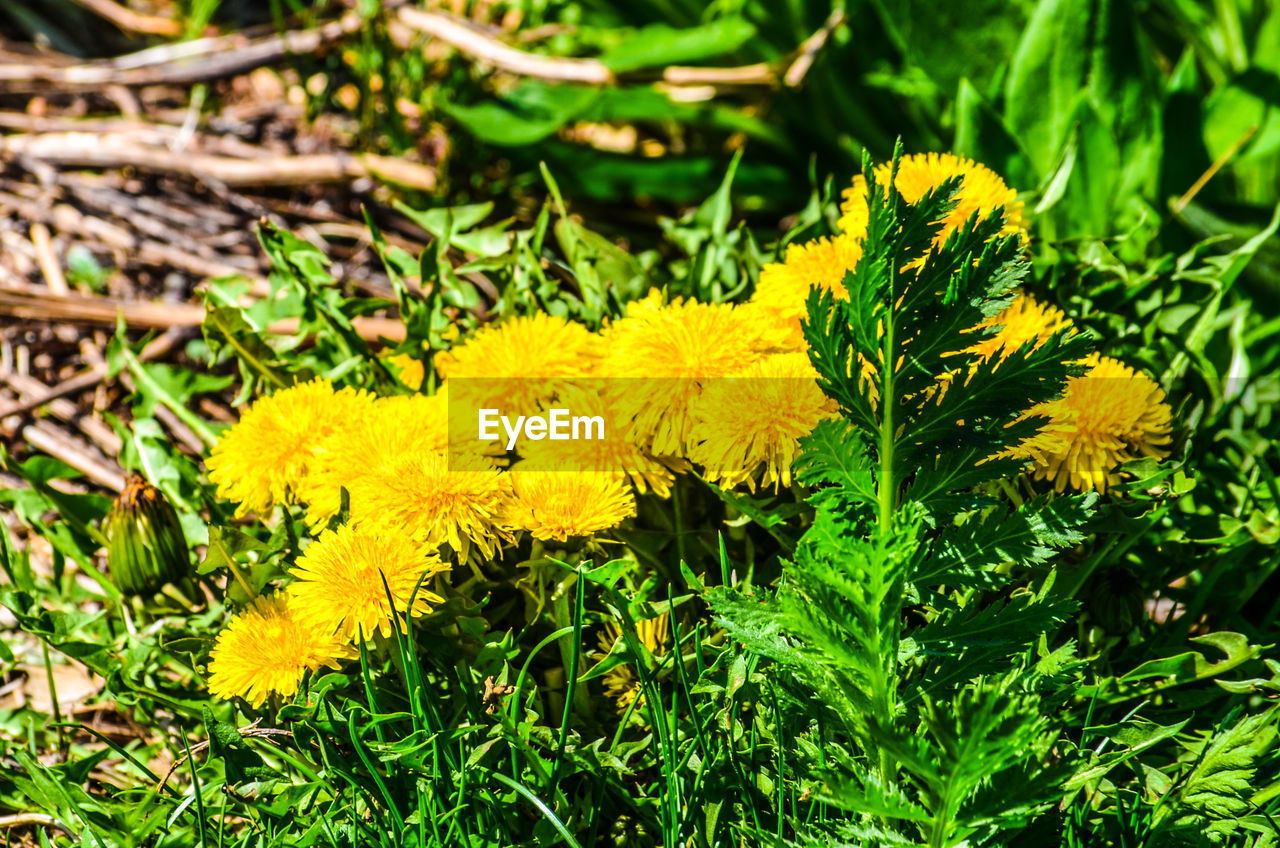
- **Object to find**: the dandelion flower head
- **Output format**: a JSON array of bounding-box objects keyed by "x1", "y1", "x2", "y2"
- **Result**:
[
  {"x1": 206, "y1": 379, "x2": 375, "y2": 518},
  {"x1": 288, "y1": 524, "x2": 448, "y2": 642},
  {"x1": 207, "y1": 593, "x2": 348, "y2": 707},
  {"x1": 1014, "y1": 354, "x2": 1173, "y2": 493},
  {"x1": 345, "y1": 449, "x2": 515, "y2": 561},
  {"x1": 838, "y1": 153, "x2": 1028, "y2": 247},
  {"x1": 748, "y1": 233, "x2": 862, "y2": 352},
  {"x1": 299, "y1": 391, "x2": 452, "y2": 527},
  {"x1": 508, "y1": 468, "x2": 636, "y2": 542},
  {"x1": 932, "y1": 292, "x2": 1078, "y2": 402},
  {"x1": 688, "y1": 353, "x2": 839, "y2": 491},
  {"x1": 961, "y1": 292, "x2": 1075, "y2": 363},
  {"x1": 517, "y1": 386, "x2": 676, "y2": 497},
  {"x1": 601, "y1": 293, "x2": 765, "y2": 455},
  {"x1": 435, "y1": 312, "x2": 602, "y2": 414},
  {"x1": 594, "y1": 612, "x2": 669, "y2": 715}
]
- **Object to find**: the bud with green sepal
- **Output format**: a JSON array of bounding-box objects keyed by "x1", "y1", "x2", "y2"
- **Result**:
[
  {"x1": 1087, "y1": 567, "x2": 1145, "y2": 635},
  {"x1": 107, "y1": 475, "x2": 200, "y2": 611}
]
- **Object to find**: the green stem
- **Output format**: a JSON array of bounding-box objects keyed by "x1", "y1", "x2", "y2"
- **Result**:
[
  {"x1": 548, "y1": 570, "x2": 585, "y2": 791},
  {"x1": 873, "y1": 160, "x2": 902, "y2": 786},
  {"x1": 121, "y1": 345, "x2": 221, "y2": 447},
  {"x1": 878, "y1": 335, "x2": 896, "y2": 534},
  {"x1": 671, "y1": 476, "x2": 688, "y2": 566},
  {"x1": 42, "y1": 641, "x2": 65, "y2": 756},
  {"x1": 876, "y1": 150, "x2": 903, "y2": 541},
  {"x1": 209, "y1": 533, "x2": 255, "y2": 600}
]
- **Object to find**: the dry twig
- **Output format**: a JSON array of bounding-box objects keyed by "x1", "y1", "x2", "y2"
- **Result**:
[
  {"x1": 398, "y1": 7, "x2": 613, "y2": 84},
  {"x1": 0, "y1": 330, "x2": 181, "y2": 421},
  {"x1": 0, "y1": 286, "x2": 406, "y2": 342},
  {"x1": 0, "y1": 15, "x2": 365, "y2": 91},
  {"x1": 0, "y1": 812, "x2": 72, "y2": 835},
  {"x1": 2, "y1": 133, "x2": 437, "y2": 191},
  {"x1": 29, "y1": 223, "x2": 68, "y2": 295},
  {"x1": 22, "y1": 421, "x2": 125, "y2": 492},
  {"x1": 397, "y1": 6, "x2": 847, "y2": 89},
  {"x1": 1, "y1": 370, "x2": 122, "y2": 457},
  {"x1": 68, "y1": 0, "x2": 183, "y2": 37}
]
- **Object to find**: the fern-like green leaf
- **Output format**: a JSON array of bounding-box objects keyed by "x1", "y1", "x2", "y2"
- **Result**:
[
  {"x1": 870, "y1": 678, "x2": 1068, "y2": 847},
  {"x1": 713, "y1": 144, "x2": 1102, "y2": 848},
  {"x1": 1158, "y1": 710, "x2": 1279, "y2": 840},
  {"x1": 917, "y1": 493, "x2": 1098, "y2": 588}
]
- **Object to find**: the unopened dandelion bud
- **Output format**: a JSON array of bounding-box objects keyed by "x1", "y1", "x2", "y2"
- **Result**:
[
  {"x1": 106, "y1": 476, "x2": 190, "y2": 596},
  {"x1": 1088, "y1": 568, "x2": 1144, "y2": 635}
]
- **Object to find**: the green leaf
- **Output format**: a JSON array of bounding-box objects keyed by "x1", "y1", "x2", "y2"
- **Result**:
[
  {"x1": 1003, "y1": 0, "x2": 1091, "y2": 178},
  {"x1": 1157, "y1": 710, "x2": 1279, "y2": 837},
  {"x1": 870, "y1": 677, "x2": 1068, "y2": 840},
  {"x1": 579, "y1": 559, "x2": 630, "y2": 589},
  {"x1": 199, "y1": 525, "x2": 270, "y2": 576},
  {"x1": 913, "y1": 593, "x2": 1077, "y2": 656},
  {"x1": 794, "y1": 419, "x2": 876, "y2": 513},
  {"x1": 918, "y1": 493, "x2": 1097, "y2": 587},
  {"x1": 1118, "y1": 632, "x2": 1263, "y2": 686},
  {"x1": 953, "y1": 77, "x2": 1033, "y2": 192},
  {"x1": 392, "y1": 200, "x2": 511, "y2": 257},
  {"x1": 1066, "y1": 718, "x2": 1190, "y2": 792},
  {"x1": 442, "y1": 83, "x2": 599, "y2": 146},
  {"x1": 702, "y1": 482, "x2": 806, "y2": 551},
  {"x1": 599, "y1": 18, "x2": 756, "y2": 73}
]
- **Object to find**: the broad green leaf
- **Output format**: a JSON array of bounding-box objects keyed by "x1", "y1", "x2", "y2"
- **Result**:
[
  {"x1": 1004, "y1": 0, "x2": 1091, "y2": 177},
  {"x1": 442, "y1": 83, "x2": 599, "y2": 146},
  {"x1": 599, "y1": 18, "x2": 756, "y2": 73},
  {"x1": 953, "y1": 78, "x2": 1032, "y2": 193}
]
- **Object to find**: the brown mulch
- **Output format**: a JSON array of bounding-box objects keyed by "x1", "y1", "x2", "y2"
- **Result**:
[{"x1": 0, "y1": 4, "x2": 456, "y2": 494}]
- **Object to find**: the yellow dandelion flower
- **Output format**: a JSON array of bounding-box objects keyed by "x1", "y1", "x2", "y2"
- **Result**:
[
  {"x1": 288, "y1": 525, "x2": 448, "y2": 642},
  {"x1": 962, "y1": 292, "x2": 1074, "y2": 363},
  {"x1": 206, "y1": 379, "x2": 376, "y2": 518},
  {"x1": 508, "y1": 468, "x2": 636, "y2": 542},
  {"x1": 435, "y1": 313, "x2": 602, "y2": 415},
  {"x1": 383, "y1": 351, "x2": 425, "y2": 391},
  {"x1": 688, "y1": 353, "x2": 839, "y2": 491},
  {"x1": 1013, "y1": 354, "x2": 1173, "y2": 493},
  {"x1": 517, "y1": 386, "x2": 676, "y2": 497},
  {"x1": 748, "y1": 234, "x2": 863, "y2": 351},
  {"x1": 838, "y1": 152, "x2": 1028, "y2": 246},
  {"x1": 594, "y1": 612, "x2": 669, "y2": 715},
  {"x1": 298, "y1": 391, "x2": 453, "y2": 528},
  {"x1": 345, "y1": 449, "x2": 515, "y2": 561},
  {"x1": 932, "y1": 292, "x2": 1077, "y2": 403},
  {"x1": 207, "y1": 594, "x2": 349, "y2": 708},
  {"x1": 600, "y1": 293, "x2": 765, "y2": 455}
]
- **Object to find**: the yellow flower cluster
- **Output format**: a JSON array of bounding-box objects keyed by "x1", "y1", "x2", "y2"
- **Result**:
[
  {"x1": 203, "y1": 301, "x2": 837, "y2": 707},
  {"x1": 204, "y1": 151, "x2": 1176, "y2": 709},
  {"x1": 748, "y1": 151, "x2": 1173, "y2": 495},
  {"x1": 208, "y1": 524, "x2": 449, "y2": 707},
  {"x1": 206, "y1": 302, "x2": 838, "y2": 539}
]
